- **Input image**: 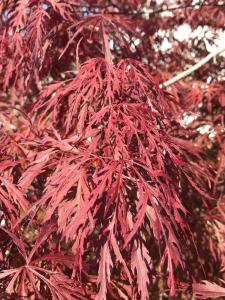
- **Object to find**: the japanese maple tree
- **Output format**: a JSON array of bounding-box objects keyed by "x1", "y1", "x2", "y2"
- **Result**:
[{"x1": 0, "y1": 0, "x2": 224, "y2": 299}]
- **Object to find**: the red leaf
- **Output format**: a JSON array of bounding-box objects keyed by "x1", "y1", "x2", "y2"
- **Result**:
[{"x1": 193, "y1": 280, "x2": 225, "y2": 299}]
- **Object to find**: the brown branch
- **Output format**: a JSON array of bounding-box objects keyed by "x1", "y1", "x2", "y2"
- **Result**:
[{"x1": 160, "y1": 45, "x2": 225, "y2": 88}]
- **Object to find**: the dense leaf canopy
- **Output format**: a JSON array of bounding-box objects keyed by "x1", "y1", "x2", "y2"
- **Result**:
[{"x1": 0, "y1": 1, "x2": 224, "y2": 299}]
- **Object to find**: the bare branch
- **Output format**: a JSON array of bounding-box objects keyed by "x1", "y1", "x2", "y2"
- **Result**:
[{"x1": 160, "y1": 45, "x2": 225, "y2": 89}]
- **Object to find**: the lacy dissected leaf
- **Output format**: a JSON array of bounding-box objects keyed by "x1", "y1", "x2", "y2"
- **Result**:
[
  {"x1": 131, "y1": 242, "x2": 151, "y2": 300},
  {"x1": 0, "y1": 225, "x2": 89, "y2": 299},
  {"x1": 192, "y1": 280, "x2": 225, "y2": 299}
]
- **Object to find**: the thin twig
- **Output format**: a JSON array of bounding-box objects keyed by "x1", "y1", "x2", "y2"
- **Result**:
[{"x1": 160, "y1": 45, "x2": 225, "y2": 88}]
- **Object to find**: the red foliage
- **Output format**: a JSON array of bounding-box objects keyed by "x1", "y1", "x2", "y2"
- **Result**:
[{"x1": 0, "y1": 1, "x2": 224, "y2": 299}]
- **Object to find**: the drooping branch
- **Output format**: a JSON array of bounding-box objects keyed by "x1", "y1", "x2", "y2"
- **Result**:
[{"x1": 160, "y1": 45, "x2": 225, "y2": 89}]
